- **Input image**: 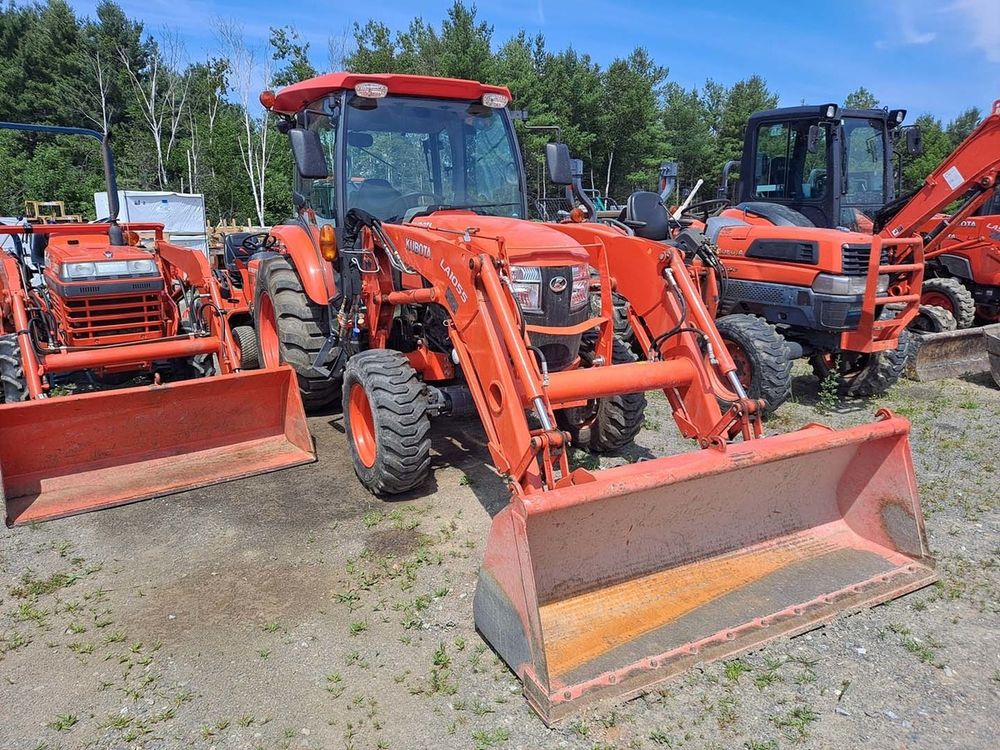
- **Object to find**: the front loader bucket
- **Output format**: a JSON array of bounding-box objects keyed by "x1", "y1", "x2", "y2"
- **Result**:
[
  {"x1": 988, "y1": 327, "x2": 1000, "y2": 388},
  {"x1": 1, "y1": 367, "x2": 314, "y2": 526},
  {"x1": 475, "y1": 414, "x2": 935, "y2": 724},
  {"x1": 906, "y1": 324, "x2": 1000, "y2": 381}
]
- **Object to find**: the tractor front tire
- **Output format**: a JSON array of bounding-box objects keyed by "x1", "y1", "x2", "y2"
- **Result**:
[
  {"x1": 921, "y1": 278, "x2": 976, "y2": 329},
  {"x1": 716, "y1": 314, "x2": 793, "y2": 415},
  {"x1": 255, "y1": 256, "x2": 339, "y2": 410},
  {"x1": 810, "y1": 330, "x2": 913, "y2": 398},
  {"x1": 0, "y1": 334, "x2": 29, "y2": 403},
  {"x1": 558, "y1": 330, "x2": 646, "y2": 453},
  {"x1": 910, "y1": 305, "x2": 957, "y2": 334},
  {"x1": 343, "y1": 349, "x2": 431, "y2": 496},
  {"x1": 232, "y1": 325, "x2": 260, "y2": 370}
]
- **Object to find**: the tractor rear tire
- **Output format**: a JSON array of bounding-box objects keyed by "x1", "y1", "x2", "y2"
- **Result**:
[
  {"x1": 343, "y1": 349, "x2": 431, "y2": 496},
  {"x1": 910, "y1": 305, "x2": 957, "y2": 334},
  {"x1": 558, "y1": 330, "x2": 646, "y2": 453},
  {"x1": 232, "y1": 325, "x2": 260, "y2": 370},
  {"x1": 716, "y1": 314, "x2": 793, "y2": 415},
  {"x1": 0, "y1": 334, "x2": 29, "y2": 403},
  {"x1": 921, "y1": 278, "x2": 975, "y2": 329},
  {"x1": 255, "y1": 256, "x2": 339, "y2": 410},
  {"x1": 810, "y1": 329, "x2": 913, "y2": 397}
]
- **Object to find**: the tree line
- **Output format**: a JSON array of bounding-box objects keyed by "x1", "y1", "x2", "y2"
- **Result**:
[{"x1": 0, "y1": 0, "x2": 986, "y2": 225}]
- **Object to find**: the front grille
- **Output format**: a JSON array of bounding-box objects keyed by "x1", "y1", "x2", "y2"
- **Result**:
[
  {"x1": 50, "y1": 292, "x2": 167, "y2": 346},
  {"x1": 841, "y1": 243, "x2": 890, "y2": 276}
]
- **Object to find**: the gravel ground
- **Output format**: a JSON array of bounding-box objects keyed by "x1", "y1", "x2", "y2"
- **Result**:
[{"x1": 1, "y1": 366, "x2": 998, "y2": 750}]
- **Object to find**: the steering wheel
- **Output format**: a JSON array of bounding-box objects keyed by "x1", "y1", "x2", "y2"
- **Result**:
[
  {"x1": 235, "y1": 233, "x2": 277, "y2": 263},
  {"x1": 681, "y1": 199, "x2": 731, "y2": 223}
]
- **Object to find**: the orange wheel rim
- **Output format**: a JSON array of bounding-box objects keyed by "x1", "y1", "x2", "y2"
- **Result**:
[
  {"x1": 258, "y1": 293, "x2": 280, "y2": 367},
  {"x1": 920, "y1": 291, "x2": 955, "y2": 313},
  {"x1": 725, "y1": 341, "x2": 752, "y2": 388},
  {"x1": 349, "y1": 382, "x2": 377, "y2": 468}
]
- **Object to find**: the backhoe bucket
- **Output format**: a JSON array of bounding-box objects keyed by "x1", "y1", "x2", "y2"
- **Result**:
[
  {"x1": 906, "y1": 324, "x2": 1000, "y2": 381},
  {"x1": 475, "y1": 414, "x2": 935, "y2": 724},
  {"x1": 1, "y1": 367, "x2": 314, "y2": 526}
]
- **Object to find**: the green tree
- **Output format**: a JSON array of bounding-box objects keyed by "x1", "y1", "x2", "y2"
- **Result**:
[{"x1": 844, "y1": 86, "x2": 879, "y2": 109}]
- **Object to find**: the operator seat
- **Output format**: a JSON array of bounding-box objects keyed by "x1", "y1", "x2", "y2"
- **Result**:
[
  {"x1": 350, "y1": 179, "x2": 404, "y2": 221},
  {"x1": 223, "y1": 232, "x2": 253, "y2": 288},
  {"x1": 736, "y1": 202, "x2": 815, "y2": 228},
  {"x1": 625, "y1": 191, "x2": 670, "y2": 241}
]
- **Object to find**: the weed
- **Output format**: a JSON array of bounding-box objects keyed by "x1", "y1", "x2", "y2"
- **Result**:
[
  {"x1": 472, "y1": 727, "x2": 510, "y2": 749},
  {"x1": 717, "y1": 693, "x2": 739, "y2": 729},
  {"x1": 258, "y1": 649, "x2": 271, "y2": 659},
  {"x1": 817, "y1": 361, "x2": 841, "y2": 413},
  {"x1": 724, "y1": 658, "x2": 751, "y2": 682},
  {"x1": 67, "y1": 622, "x2": 86, "y2": 634},
  {"x1": 744, "y1": 741, "x2": 779, "y2": 750},
  {"x1": 11, "y1": 571, "x2": 80, "y2": 598},
  {"x1": 48, "y1": 714, "x2": 78, "y2": 731},
  {"x1": 350, "y1": 620, "x2": 368, "y2": 636},
  {"x1": 433, "y1": 643, "x2": 451, "y2": 668},
  {"x1": 262, "y1": 622, "x2": 282, "y2": 633},
  {"x1": 649, "y1": 730, "x2": 679, "y2": 746},
  {"x1": 772, "y1": 706, "x2": 819, "y2": 742},
  {"x1": 326, "y1": 673, "x2": 345, "y2": 698}
]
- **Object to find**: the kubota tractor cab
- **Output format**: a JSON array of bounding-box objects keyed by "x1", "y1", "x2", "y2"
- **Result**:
[
  {"x1": 0, "y1": 122, "x2": 312, "y2": 525},
  {"x1": 713, "y1": 102, "x2": 1000, "y2": 383},
  {"x1": 256, "y1": 72, "x2": 934, "y2": 723}
]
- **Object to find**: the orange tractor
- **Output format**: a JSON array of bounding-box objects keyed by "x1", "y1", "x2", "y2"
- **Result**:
[
  {"x1": 659, "y1": 102, "x2": 1000, "y2": 391},
  {"x1": 257, "y1": 72, "x2": 935, "y2": 722},
  {"x1": 0, "y1": 123, "x2": 313, "y2": 526}
]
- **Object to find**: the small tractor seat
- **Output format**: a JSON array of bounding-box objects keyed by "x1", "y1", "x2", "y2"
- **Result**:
[
  {"x1": 223, "y1": 232, "x2": 254, "y2": 288},
  {"x1": 736, "y1": 202, "x2": 815, "y2": 228},
  {"x1": 625, "y1": 191, "x2": 670, "y2": 241}
]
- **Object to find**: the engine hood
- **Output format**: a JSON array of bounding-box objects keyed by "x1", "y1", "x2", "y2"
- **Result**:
[
  {"x1": 407, "y1": 211, "x2": 590, "y2": 266},
  {"x1": 44, "y1": 234, "x2": 154, "y2": 265}
]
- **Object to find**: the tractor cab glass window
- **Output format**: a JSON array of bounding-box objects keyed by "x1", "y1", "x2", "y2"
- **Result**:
[
  {"x1": 752, "y1": 121, "x2": 827, "y2": 201},
  {"x1": 839, "y1": 117, "x2": 885, "y2": 229},
  {"x1": 343, "y1": 94, "x2": 522, "y2": 222},
  {"x1": 298, "y1": 104, "x2": 339, "y2": 223}
]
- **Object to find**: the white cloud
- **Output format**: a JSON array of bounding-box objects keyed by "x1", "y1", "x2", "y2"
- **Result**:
[
  {"x1": 876, "y1": 0, "x2": 936, "y2": 49},
  {"x1": 950, "y1": 0, "x2": 1000, "y2": 63}
]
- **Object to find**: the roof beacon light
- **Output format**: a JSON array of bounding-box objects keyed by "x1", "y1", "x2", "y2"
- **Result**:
[
  {"x1": 482, "y1": 92, "x2": 509, "y2": 109},
  {"x1": 355, "y1": 82, "x2": 388, "y2": 99}
]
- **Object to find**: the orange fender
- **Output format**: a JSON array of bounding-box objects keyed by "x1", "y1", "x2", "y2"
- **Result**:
[{"x1": 270, "y1": 223, "x2": 337, "y2": 305}]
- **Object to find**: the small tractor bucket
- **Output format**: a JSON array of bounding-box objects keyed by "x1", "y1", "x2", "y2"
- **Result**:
[
  {"x1": 906, "y1": 325, "x2": 1000, "y2": 381},
  {"x1": 1, "y1": 367, "x2": 314, "y2": 526},
  {"x1": 475, "y1": 414, "x2": 935, "y2": 724}
]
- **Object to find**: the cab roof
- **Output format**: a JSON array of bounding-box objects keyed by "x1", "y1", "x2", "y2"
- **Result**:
[{"x1": 268, "y1": 72, "x2": 512, "y2": 115}]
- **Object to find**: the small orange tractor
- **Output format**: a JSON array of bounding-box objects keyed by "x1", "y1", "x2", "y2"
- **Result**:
[
  {"x1": 0, "y1": 123, "x2": 313, "y2": 526},
  {"x1": 257, "y1": 72, "x2": 935, "y2": 723}
]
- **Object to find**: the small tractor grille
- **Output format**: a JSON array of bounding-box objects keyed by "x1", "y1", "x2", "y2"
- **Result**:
[
  {"x1": 842, "y1": 244, "x2": 891, "y2": 276},
  {"x1": 50, "y1": 292, "x2": 167, "y2": 347}
]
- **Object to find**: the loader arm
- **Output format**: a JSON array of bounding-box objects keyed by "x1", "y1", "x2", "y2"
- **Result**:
[{"x1": 878, "y1": 108, "x2": 1000, "y2": 259}]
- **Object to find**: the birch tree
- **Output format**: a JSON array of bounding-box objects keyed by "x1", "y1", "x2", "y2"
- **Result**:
[{"x1": 216, "y1": 20, "x2": 272, "y2": 226}]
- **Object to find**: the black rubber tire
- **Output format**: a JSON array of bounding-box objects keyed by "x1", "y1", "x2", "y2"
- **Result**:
[
  {"x1": 910, "y1": 305, "x2": 957, "y2": 334},
  {"x1": 342, "y1": 349, "x2": 431, "y2": 496},
  {"x1": 715, "y1": 314, "x2": 792, "y2": 415},
  {"x1": 810, "y1": 329, "x2": 913, "y2": 397},
  {"x1": 922, "y1": 277, "x2": 976, "y2": 329},
  {"x1": 557, "y1": 330, "x2": 646, "y2": 453},
  {"x1": 231, "y1": 325, "x2": 260, "y2": 369},
  {"x1": 255, "y1": 256, "x2": 339, "y2": 410},
  {"x1": 0, "y1": 334, "x2": 29, "y2": 403}
]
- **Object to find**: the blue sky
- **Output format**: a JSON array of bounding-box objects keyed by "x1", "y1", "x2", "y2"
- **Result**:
[{"x1": 68, "y1": 0, "x2": 1000, "y2": 123}]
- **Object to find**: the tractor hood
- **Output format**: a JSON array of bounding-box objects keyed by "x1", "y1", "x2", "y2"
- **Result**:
[
  {"x1": 43, "y1": 234, "x2": 154, "y2": 265},
  {"x1": 408, "y1": 211, "x2": 591, "y2": 266}
]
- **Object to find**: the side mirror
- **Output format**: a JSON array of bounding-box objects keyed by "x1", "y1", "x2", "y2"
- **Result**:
[
  {"x1": 806, "y1": 124, "x2": 821, "y2": 154},
  {"x1": 545, "y1": 142, "x2": 572, "y2": 185},
  {"x1": 906, "y1": 126, "x2": 923, "y2": 157},
  {"x1": 289, "y1": 128, "x2": 328, "y2": 180}
]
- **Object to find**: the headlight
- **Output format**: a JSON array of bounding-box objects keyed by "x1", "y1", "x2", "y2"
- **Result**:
[
  {"x1": 570, "y1": 264, "x2": 590, "y2": 310},
  {"x1": 61, "y1": 262, "x2": 96, "y2": 279},
  {"x1": 812, "y1": 273, "x2": 868, "y2": 296},
  {"x1": 59, "y1": 259, "x2": 159, "y2": 280},
  {"x1": 510, "y1": 265, "x2": 542, "y2": 313},
  {"x1": 128, "y1": 259, "x2": 157, "y2": 274}
]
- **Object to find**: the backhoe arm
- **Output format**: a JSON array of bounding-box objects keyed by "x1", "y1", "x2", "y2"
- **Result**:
[{"x1": 878, "y1": 106, "x2": 1000, "y2": 258}]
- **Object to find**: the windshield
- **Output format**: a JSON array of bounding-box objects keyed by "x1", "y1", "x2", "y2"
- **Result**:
[
  {"x1": 752, "y1": 120, "x2": 828, "y2": 202},
  {"x1": 840, "y1": 117, "x2": 885, "y2": 226},
  {"x1": 335, "y1": 94, "x2": 523, "y2": 223}
]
